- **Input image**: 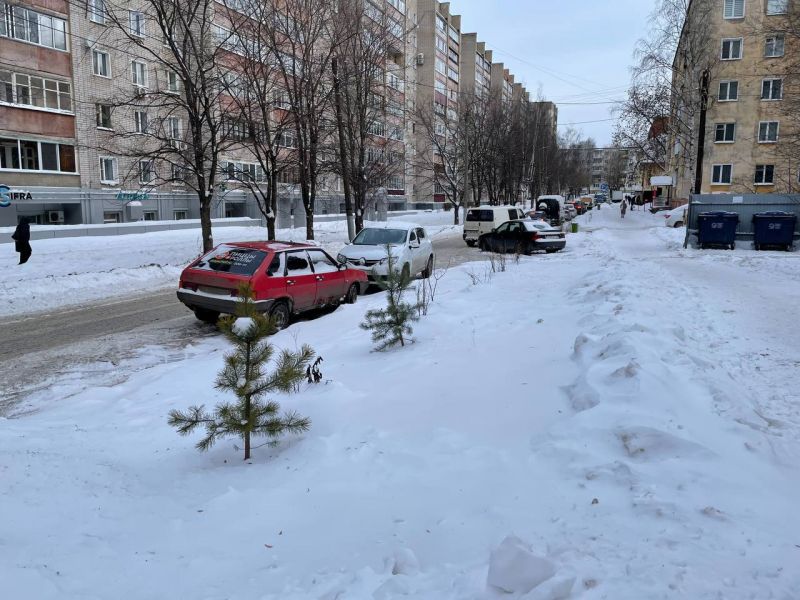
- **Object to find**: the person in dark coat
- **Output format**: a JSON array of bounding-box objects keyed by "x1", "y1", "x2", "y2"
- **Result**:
[{"x1": 12, "y1": 218, "x2": 32, "y2": 264}]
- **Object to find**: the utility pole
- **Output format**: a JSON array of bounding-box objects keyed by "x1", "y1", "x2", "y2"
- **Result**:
[{"x1": 693, "y1": 69, "x2": 710, "y2": 195}]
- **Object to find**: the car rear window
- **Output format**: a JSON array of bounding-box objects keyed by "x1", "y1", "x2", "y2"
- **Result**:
[
  {"x1": 194, "y1": 245, "x2": 268, "y2": 276},
  {"x1": 467, "y1": 210, "x2": 494, "y2": 222}
]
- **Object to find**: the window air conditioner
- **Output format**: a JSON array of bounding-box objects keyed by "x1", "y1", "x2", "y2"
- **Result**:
[
  {"x1": 416, "y1": 53, "x2": 424, "y2": 66},
  {"x1": 48, "y1": 210, "x2": 65, "y2": 223}
]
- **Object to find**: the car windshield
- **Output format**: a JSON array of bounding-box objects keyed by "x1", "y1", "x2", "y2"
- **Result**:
[
  {"x1": 194, "y1": 245, "x2": 267, "y2": 276},
  {"x1": 352, "y1": 228, "x2": 407, "y2": 245}
]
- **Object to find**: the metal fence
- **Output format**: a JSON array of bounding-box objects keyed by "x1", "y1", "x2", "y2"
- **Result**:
[{"x1": 684, "y1": 194, "x2": 800, "y2": 248}]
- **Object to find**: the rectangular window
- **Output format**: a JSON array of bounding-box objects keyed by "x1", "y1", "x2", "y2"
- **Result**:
[
  {"x1": 138, "y1": 159, "x2": 154, "y2": 184},
  {"x1": 92, "y1": 49, "x2": 111, "y2": 77},
  {"x1": 131, "y1": 60, "x2": 147, "y2": 87},
  {"x1": 720, "y1": 38, "x2": 742, "y2": 60},
  {"x1": 103, "y1": 211, "x2": 122, "y2": 224},
  {"x1": 167, "y1": 116, "x2": 182, "y2": 148},
  {"x1": 714, "y1": 122, "x2": 735, "y2": 142},
  {"x1": 435, "y1": 57, "x2": 446, "y2": 75},
  {"x1": 712, "y1": 164, "x2": 733, "y2": 184},
  {"x1": 40, "y1": 142, "x2": 57, "y2": 170},
  {"x1": 762, "y1": 78, "x2": 783, "y2": 100},
  {"x1": 173, "y1": 210, "x2": 188, "y2": 220},
  {"x1": 0, "y1": 70, "x2": 71, "y2": 112},
  {"x1": 758, "y1": 121, "x2": 779, "y2": 142},
  {"x1": 1, "y1": 5, "x2": 68, "y2": 50},
  {"x1": 767, "y1": 0, "x2": 788, "y2": 15},
  {"x1": 129, "y1": 11, "x2": 145, "y2": 37},
  {"x1": 170, "y1": 164, "x2": 184, "y2": 184},
  {"x1": 718, "y1": 80, "x2": 739, "y2": 101},
  {"x1": 755, "y1": 164, "x2": 774, "y2": 184},
  {"x1": 723, "y1": 0, "x2": 745, "y2": 18},
  {"x1": 95, "y1": 103, "x2": 112, "y2": 129},
  {"x1": 143, "y1": 211, "x2": 158, "y2": 221},
  {"x1": 765, "y1": 34, "x2": 785, "y2": 57},
  {"x1": 166, "y1": 71, "x2": 179, "y2": 93},
  {"x1": 134, "y1": 110, "x2": 148, "y2": 134},
  {"x1": 0, "y1": 138, "x2": 74, "y2": 172},
  {"x1": 99, "y1": 156, "x2": 118, "y2": 183},
  {"x1": 89, "y1": 0, "x2": 107, "y2": 24}
]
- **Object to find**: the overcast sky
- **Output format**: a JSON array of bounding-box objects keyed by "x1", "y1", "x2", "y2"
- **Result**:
[{"x1": 450, "y1": 0, "x2": 658, "y2": 146}]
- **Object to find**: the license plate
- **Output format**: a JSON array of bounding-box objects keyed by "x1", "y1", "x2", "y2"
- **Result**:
[{"x1": 197, "y1": 285, "x2": 230, "y2": 295}]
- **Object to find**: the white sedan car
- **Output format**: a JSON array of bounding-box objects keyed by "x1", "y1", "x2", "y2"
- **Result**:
[
  {"x1": 337, "y1": 222, "x2": 435, "y2": 282},
  {"x1": 664, "y1": 204, "x2": 689, "y2": 228}
]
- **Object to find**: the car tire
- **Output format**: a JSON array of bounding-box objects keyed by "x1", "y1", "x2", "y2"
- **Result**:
[
  {"x1": 421, "y1": 255, "x2": 434, "y2": 279},
  {"x1": 345, "y1": 283, "x2": 359, "y2": 304},
  {"x1": 401, "y1": 263, "x2": 411, "y2": 283},
  {"x1": 269, "y1": 301, "x2": 291, "y2": 331},
  {"x1": 465, "y1": 240, "x2": 476, "y2": 248},
  {"x1": 545, "y1": 248, "x2": 558, "y2": 254},
  {"x1": 479, "y1": 239, "x2": 489, "y2": 252},
  {"x1": 194, "y1": 308, "x2": 220, "y2": 324},
  {"x1": 674, "y1": 221, "x2": 684, "y2": 228}
]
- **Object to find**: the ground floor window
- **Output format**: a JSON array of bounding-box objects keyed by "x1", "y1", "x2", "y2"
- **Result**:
[
  {"x1": 711, "y1": 164, "x2": 732, "y2": 185},
  {"x1": 103, "y1": 211, "x2": 122, "y2": 223},
  {"x1": 143, "y1": 211, "x2": 158, "y2": 221},
  {"x1": 754, "y1": 164, "x2": 774, "y2": 185},
  {"x1": 173, "y1": 210, "x2": 187, "y2": 220}
]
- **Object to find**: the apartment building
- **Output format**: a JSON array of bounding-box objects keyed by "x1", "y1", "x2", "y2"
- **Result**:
[
  {"x1": 0, "y1": 0, "x2": 80, "y2": 226},
  {"x1": 458, "y1": 33, "x2": 492, "y2": 100},
  {"x1": 670, "y1": 0, "x2": 796, "y2": 200}
]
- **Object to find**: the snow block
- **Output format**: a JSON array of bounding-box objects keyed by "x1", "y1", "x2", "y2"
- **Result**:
[
  {"x1": 521, "y1": 575, "x2": 575, "y2": 600},
  {"x1": 487, "y1": 536, "x2": 556, "y2": 594}
]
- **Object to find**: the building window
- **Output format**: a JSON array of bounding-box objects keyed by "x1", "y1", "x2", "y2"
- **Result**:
[
  {"x1": 170, "y1": 163, "x2": 185, "y2": 185},
  {"x1": 711, "y1": 164, "x2": 732, "y2": 184},
  {"x1": 435, "y1": 57, "x2": 446, "y2": 75},
  {"x1": 166, "y1": 71, "x2": 180, "y2": 93},
  {"x1": 0, "y1": 70, "x2": 72, "y2": 112},
  {"x1": 721, "y1": 38, "x2": 742, "y2": 60},
  {"x1": 134, "y1": 110, "x2": 148, "y2": 134},
  {"x1": 89, "y1": 0, "x2": 107, "y2": 24},
  {"x1": 0, "y1": 137, "x2": 76, "y2": 172},
  {"x1": 99, "y1": 156, "x2": 117, "y2": 183},
  {"x1": 714, "y1": 122, "x2": 735, "y2": 143},
  {"x1": 131, "y1": 60, "x2": 147, "y2": 87},
  {"x1": 766, "y1": 0, "x2": 788, "y2": 15},
  {"x1": 143, "y1": 210, "x2": 158, "y2": 220},
  {"x1": 138, "y1": 159, "x2": 155, "y2": 184},
  {"x1": 758, "y1": 121, "x2": 779, "y2": 142},
  {"x1": 0, "y1": 4, "x2": 68, "y2": 50},
  {"x1": 95, "y1": 103, "x2": 112, "y2": 129},
  {"x1": 765, "y1": 34, "x2": 785, "y2": 57},
  {"x1": 761, "y1": 78, "x2": 783, "y2": 100},
  {"x1": 173, "y1": 210, "x2": 188, "y2": 220},
  {"x1": 103, "y1": 211, "x2": 122, "y2": 223},
  {"x1": 436, "y1": 36, "x2": 447, "y2": 53},
  {"x1": 92, "y1": 49, "x2": 111, "y2": 77},
  {"x1": 166, "y1": 116, "x2": 182, "y2": 148},
  {"x1": 129, "y1": 11, "x2": 145, "y2": 37},
  {"x1": 723, "y1": 0, "x2": 745, "y2": 19},
  {"x1": 718, "y1": 80, "x2": 739, "y2": 101},
  {"x1": 754, "y1": 164, "x2": 774, "y2": 185}
]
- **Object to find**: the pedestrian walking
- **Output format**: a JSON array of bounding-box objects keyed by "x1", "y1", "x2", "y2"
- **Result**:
[
  {"x1": 620, "y1": 199, "x2": 628, "y2": 219},
  {"x1": 12, "y1": 218, "x2": 32, "y2": 264}
]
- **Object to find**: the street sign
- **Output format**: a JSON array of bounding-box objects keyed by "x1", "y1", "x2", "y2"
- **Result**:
[{"x1": 600, "y1": 182, "x2": 610, "y2": 193}]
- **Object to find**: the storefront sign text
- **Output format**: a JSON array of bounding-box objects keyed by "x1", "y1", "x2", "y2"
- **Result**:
[
  {"x1": 0, "y1": 185, "x2": 33, "y2": 207},
  {"x1": 116, "y1": 191, "x2": 150, "y2": 202}
]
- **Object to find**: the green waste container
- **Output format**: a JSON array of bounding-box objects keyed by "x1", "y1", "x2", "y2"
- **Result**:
[{"x1": 571, "y1": 223, "x2": 579, "y2": 233}]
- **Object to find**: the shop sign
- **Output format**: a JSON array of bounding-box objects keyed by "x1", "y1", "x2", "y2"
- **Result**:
[
  {"x1": 0, "y1": 185, "x2": 34, "y2": 207},
  {"x1": 116, "y1": 191, "x2": 150, "y2": 202}
]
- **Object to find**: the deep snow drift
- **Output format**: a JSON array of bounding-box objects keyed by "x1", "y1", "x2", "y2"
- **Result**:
[{"x1": 1, "y1": 207, "x2": 799, "y2": 599}]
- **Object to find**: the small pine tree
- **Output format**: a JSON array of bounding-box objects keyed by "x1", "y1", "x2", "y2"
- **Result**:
[
  {"x1": 360, "y1": 246, "x2": 420, "y2": 350},
  {"x1": 168, "y1": 282, "x2": 313, "y2": 460}
]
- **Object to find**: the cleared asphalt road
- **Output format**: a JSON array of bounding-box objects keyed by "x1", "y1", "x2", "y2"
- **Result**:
[{"x1": 0, "y1": 232, "x2": 477, "y2": 361}]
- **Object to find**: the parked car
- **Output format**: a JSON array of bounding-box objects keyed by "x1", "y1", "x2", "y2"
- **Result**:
[
  {"x1": 569, "y1": 199, "x2": 587, "y2": 215},
  {"x1": 337, "y1": 222, "x2": 435, "y2": 282},
  {"x1": 526, "y1": 209, "x2": 550, "y2": 223},
  {"x1": 594, "y1": 194, "x2": 607, "y2": 204},
  {"x1": 579, "y1": 196, "x2": 594, "y2": 210},
  {"x1": 463, "y1": 206, "x2": 527, "y2": 246},
  {"x1": 478, "y1": 219, "x2": 566, "y2": 254},
  {"x1": 536, "y1": 196, "x2": 570, "y2": 224},
  {"x1": 563, "y1": 203, "x2": 577, "y2": 220},
  {"x1": 177, "y1": 242, "x2": 368, "y2": 328},
  {"x1": 664, "y1": 204, "x2": 689, "y2": 228}
]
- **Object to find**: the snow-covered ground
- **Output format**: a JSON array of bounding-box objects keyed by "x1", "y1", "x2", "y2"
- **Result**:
[
  {"x1": 2, "y1": 207, "x2": 799, "y2": 598},
  {"x1": 0, "y1": 211, "x2": 458, "y2": 317}
]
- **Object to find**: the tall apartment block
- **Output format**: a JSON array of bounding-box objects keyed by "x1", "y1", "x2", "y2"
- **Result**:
[{"x1": 671, "y1": 0, "x2": 795, "y2": 200}]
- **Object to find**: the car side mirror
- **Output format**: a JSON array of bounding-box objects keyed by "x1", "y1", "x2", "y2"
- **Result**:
[{"x1": 337, "y1": 263, "x2": 347, "y2": 271}]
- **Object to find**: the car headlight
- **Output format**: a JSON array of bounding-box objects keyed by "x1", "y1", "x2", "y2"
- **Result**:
[
  {"x1": 379, "y1": 257, "x2": 389, "y2": 265},
  {"x1": 337, "y1": 254, "x2": 347, "y2": 264}
]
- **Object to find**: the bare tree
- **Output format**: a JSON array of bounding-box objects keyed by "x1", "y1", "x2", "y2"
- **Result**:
[{"x1": 99, "y1": 0, "x2": 240, "y2": 252}]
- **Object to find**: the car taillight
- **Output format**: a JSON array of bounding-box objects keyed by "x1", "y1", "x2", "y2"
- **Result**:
[{"x1": 530, "y1": 233, "x2": 540, "y2": 241}]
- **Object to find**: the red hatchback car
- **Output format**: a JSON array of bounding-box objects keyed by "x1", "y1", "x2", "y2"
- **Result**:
[{"x1": 177, "y1": 241, "x2": 369, "y2": 328}]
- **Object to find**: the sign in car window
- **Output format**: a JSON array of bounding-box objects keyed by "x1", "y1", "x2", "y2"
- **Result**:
[{"x1": 195, "y1": 245, "x2": 267, "y2": 275}]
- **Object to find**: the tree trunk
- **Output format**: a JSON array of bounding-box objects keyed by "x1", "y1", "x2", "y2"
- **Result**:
[
  {"x1": 200, "y1": 195, "x2": 214, "y2": 252},
  {"x1": 305, "y1": 202, "x2": 314, "y2": 241},
  {"x1": 332, "y1": 57, "x2": 356, "y2": 242},
  {"x1": 267, "y1": 173, "x2": 278, "y2": 241}
]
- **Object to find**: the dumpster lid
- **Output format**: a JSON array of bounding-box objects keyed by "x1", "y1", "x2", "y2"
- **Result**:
[
  {"x1": 698, "y1": 211, "x2": 739, "y2": 217},
  {"x1": 753, "y1": 211, "x2": 795, "y2": 217}
]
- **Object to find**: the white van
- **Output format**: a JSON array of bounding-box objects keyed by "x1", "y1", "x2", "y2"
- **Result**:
[{"x1": 463, "y1": 205, "x2": 527, "y2": 246}]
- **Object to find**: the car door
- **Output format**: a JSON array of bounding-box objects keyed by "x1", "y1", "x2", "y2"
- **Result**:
[
  {"x1": 416, "y1": 227, "x2": 432, "y2": 265},
  {"x1": 491, "y1": 222, "x2": 512, "y2": 252},
  {"x1": 284, "y1": 250, "x2": 317, "y2": 311},
  {"x1": 408, "y1": 228, "x2": 423, "y2": 273},
  {"x1": 307, "y1": 249, "x2": 346, "y2": 304},
  {"x1": 507, "y1": 222, "x2": 526, "y2": 252}
]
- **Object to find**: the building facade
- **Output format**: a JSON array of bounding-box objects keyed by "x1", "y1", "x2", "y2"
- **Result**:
[{"x1": 671, "y1": 0, "x2": 796, "y2": 200}]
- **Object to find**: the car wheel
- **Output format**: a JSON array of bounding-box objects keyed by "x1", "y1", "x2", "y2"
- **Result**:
[
  {"x1": 422, "y1": 255, "x2": 434, "y2": 279},
  {"x1": 674, "y1": 221, "x2": 684, "y2": 228},
  {"x1": 545, "y1": 248, "x2": 558, "y2": 254},
  {"x1": 479, "y1": 239, "x2": 489, "y2": 252},
  {"x1": 465, "y1": 240, "x2": 476, "y2": 248},
  {"x1": 269, "y1": 301, "x2": 291, "y2": 331},
  {"x1": 401, "y1": 263, "x2": 411, "y2": 283},
  {"x1": 194, "y1": 308, "x2": 220, "y2": 324},
  {"x1": 345, "y1": 283, "x2": 359, "y2": 304}
]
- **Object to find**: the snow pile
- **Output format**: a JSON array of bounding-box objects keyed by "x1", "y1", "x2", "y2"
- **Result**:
[
  {"x1": 0, "y1": 211, "x2": 457, "y2": 317},
  {"x1": 1, "y1": 207, "x2": 799, "y2": 598}
]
